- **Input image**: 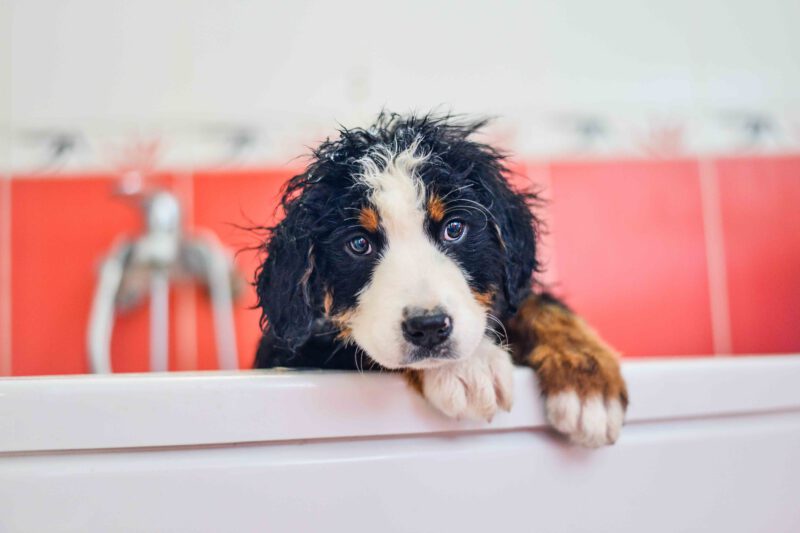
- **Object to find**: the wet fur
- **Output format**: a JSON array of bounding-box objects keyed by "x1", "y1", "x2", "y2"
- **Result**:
[
  {"x1": 254, "y1": 112, "x2": 626, "y2": 443},
  {"x1": 255, "y1": 112, "x2": 536, "y2": 368}
]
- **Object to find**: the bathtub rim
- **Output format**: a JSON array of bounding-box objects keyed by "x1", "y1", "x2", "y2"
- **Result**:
[{"x1": 1, "y1": 355, "x2": 799, "y2": 454}]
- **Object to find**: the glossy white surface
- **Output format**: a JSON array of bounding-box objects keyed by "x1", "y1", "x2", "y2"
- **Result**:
[{"x1": 1, "y1": 356, "x2": 799, "y2": 532}]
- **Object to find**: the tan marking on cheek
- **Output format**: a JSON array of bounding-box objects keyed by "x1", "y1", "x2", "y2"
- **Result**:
[
  {"x1": 427, "y1": 194, "x2": 446, "y2": 223},
  {"x1": 331, "y1": 308, "x2": 356, "y2": 343},
  {"x1": 471, "y1": 288, "x2": 496, "y2": 309},
  {"x1": 335, "y1": 327, "x2": 353, "y2": 343},
  {"x1": 359, "y1": 207, "x2": 380, "y2": 232}
]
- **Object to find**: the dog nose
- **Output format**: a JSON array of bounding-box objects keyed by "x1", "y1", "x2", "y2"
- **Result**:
[{"x1": 402, "y1": 312, "x2": 453, "y2": 348}]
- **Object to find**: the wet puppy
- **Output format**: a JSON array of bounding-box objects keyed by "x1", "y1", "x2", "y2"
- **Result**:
[{"x1": 255, "y1": 112, "x2": 627, "y2": 447}]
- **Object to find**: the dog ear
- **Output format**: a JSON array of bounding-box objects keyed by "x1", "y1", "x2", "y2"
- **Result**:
[
  {"x1": 488, "y1": 178, "x2": 538, "y2": 314},
  {"x1": 255, "y1": 207, "x2": 323, "y2": 352}
]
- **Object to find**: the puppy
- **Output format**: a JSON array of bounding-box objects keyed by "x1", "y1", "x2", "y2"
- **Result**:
[{"x1": 254, "y1": 112, "x2": 627, "y2": 447}]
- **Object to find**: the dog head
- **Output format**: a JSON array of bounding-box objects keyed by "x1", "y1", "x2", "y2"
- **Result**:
[{"x1": 256, "y1": 113, "x2": 537, "y2": 369}]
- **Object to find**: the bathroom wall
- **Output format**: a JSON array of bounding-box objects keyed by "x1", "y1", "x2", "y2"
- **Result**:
[{"x1": 2, "y1": 155, "x2": 799, "y2": 376}]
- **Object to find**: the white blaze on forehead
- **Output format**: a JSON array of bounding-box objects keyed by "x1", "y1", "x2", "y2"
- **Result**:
[{"x1": 356, "y1": 143, "x2": 427, "y2": 237}]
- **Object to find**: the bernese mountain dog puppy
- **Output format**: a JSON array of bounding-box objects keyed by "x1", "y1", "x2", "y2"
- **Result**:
[{"x1": 254, "y1": 112, "x2": 628, "y2": 447}]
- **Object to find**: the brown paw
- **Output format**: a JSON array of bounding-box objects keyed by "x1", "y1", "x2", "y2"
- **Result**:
[
  {"x1": 508, "y1": 295, "x2": 629, "y2": 447},
  {"x1": 532, "y1": 341, "x2": 628, "y2": 447}
]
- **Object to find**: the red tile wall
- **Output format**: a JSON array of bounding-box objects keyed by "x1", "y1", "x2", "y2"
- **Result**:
[
  {"x1": 192, "y1": 168, "x2": 294, "y2": 370},
  {"x1": 3, "y1": 156, "x2": 798, "y2": 376},
  {"x1": 9, "y1": 174, "x2": 186, "y2": 375},
  {"x1": 0, "y1": 177, "x2": 10, "y2": 376},
  {"x1": 715, "y1": 156, "x2": 800, "y2": 354},
  {"x1": 11, "y1": 175, "x2": 148, "y2": 375},
  {"x1": 545, "y1": 159, "x2": 715, "y2": 357}
]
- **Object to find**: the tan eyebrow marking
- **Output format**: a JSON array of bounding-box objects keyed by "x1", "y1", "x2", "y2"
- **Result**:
[
  {"x1": 359, "y1": 207, "x2": 380, "y2": 232},
  {"x1": 427, "y1": 193, "x2": 446, "y2": 223}
]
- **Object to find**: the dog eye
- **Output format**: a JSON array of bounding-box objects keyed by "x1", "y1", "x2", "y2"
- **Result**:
[
  {"x1": 346, "y1": 235, "x2": 373, "y2": 256},
  {"x1": 442, "y1": 219, "x2": 467, "y2": 242}
]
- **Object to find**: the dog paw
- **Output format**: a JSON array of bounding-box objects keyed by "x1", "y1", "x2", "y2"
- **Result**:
[
  {"x1": 546, "y1": 390, "x2": 625, "y2": 447},
  {"x1": 533, "y1": 342, "x2": 628, "y2": 447},
  {"x1": 421, "y1": 338, "x2": 514, "y2": 422},
  {"x1": 507, "y1": 293, "x2": 629, "y2": 447}
]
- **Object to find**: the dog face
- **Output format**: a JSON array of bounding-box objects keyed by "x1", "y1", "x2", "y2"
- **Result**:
[{"x1": 257, "y1": 113, "x2": 537, "y2": 369}]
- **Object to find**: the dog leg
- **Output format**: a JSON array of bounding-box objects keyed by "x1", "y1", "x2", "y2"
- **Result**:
[
  {"x1": 507, "y1": 293, "x2": 628, "y2": 447},
  {"x1": 407, "y1": 337, "x2": 514, "y2": 422}
]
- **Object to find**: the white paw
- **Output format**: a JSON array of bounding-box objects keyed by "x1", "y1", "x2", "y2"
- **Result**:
[
  {"x1": 422, "y1": 338, "x2": 514, "y2": 422},
  {"x1": 546, "y1": 391, "x2": 624, "y2": 447}
]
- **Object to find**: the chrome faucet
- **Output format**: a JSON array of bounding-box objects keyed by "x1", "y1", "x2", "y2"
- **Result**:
[{"x1": 87, "y1": 172, "x2": 242, "y2": 373}]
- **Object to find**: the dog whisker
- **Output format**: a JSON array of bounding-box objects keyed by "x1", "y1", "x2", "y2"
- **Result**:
[
  {"x1": 312, "y1": 330, "x2": 339, "y2": 337},
  {"x1": 322, "y1": 342, "x2": 345, "y2": 365},
  {"x1": 353, "y1": 345, "x2": 369, "y2": 375},
  {"x1": 486, "y1": 312, "x2": 509, "y2": 340},
  {"x1": 484, "y1": 328, "x2": 504, "y2": 344}
]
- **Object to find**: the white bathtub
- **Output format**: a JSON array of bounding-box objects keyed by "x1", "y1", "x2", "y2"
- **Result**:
[{"x1": 1, "y1": 356, "x2": 799, "y2": 532}]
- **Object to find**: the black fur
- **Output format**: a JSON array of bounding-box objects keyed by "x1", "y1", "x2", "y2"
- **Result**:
[{"x1": 254, "y1": 112, "x2": 539, "y2": 369}]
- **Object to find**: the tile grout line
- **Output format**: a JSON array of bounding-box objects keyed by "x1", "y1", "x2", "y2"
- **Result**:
[
  {"x1": 1, "y1": 173, "x2": 11, "y2": 375},
  {"x1": 698, "y1": 158, "x2": 733, "y2": 356}
]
